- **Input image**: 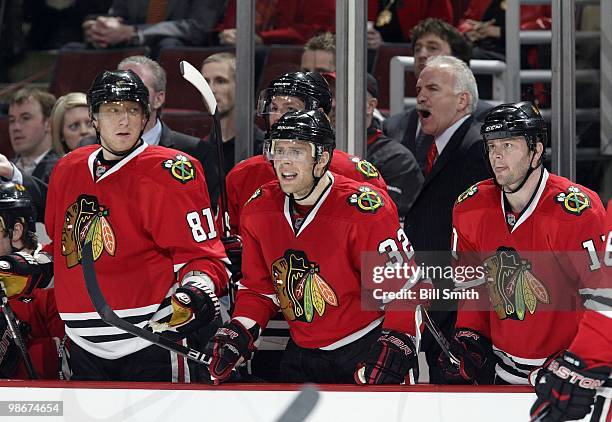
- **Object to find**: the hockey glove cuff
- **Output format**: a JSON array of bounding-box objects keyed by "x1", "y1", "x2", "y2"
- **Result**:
[
  {"x1": 169, "y1": 272, "x2": 220, "y2": 333},
  {"x1": 205, "y1": 319, "x2": 259, "y2": 385},
  {"x1": 355, "y1": 329, "x2": 419, "y2": 385},
  {"x1": 438, "y1": 328, "x2": 493, "y2": 384}
]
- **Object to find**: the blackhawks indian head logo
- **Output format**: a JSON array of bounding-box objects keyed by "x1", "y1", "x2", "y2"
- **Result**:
[
  {"x1": 62, "y1": 194, "x2": 116, "y2": 268},
  {"x1": 482, "y1": 247, "x2": 550, "y2": 321},
  {"x1": 271, "y1": 250, "x2": 338, "y2": 323}
]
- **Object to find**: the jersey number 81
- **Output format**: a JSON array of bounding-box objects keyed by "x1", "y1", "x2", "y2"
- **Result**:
[{"x1": 186, "y1": 208, "x2": 217, "y2": 242}]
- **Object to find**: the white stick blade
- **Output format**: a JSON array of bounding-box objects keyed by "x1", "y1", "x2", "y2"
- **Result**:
[{"x1": 180, "y1": 60, "x2": 217, "y2": 115}]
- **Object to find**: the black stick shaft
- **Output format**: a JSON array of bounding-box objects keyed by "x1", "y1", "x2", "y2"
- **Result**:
[
  {"x1": 0, "y1": 287, "x2": 38, "y2": 379},
  {"x1": 81, "y1": 242, "x2": 213, "y2": 366}
]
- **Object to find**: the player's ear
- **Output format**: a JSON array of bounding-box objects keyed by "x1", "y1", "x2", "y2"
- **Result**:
[
  {"x1": 11, "y1": 221, "x2": 24, "y2": 244},
  {"x1": 316, "y1": 150, "x2": 331, "y2": 174}
]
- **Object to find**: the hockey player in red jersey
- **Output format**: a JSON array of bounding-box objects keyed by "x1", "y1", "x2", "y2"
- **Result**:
[
  {"x1": 530, "y1": 200, "x2": 612, "y2": 422},
  {"x1": 205, "y1": 109, "x2": 421, "y2": 385},
  {"x1": 45, "y1": 70, "x2": 229, "y2": 382},
  {"x1": 225, "y1": 71, "x2": 387, "y2": 235},
  {"x1": 0, "y1": 182, "x2": 62, "y2": 380},
  {"x1": 437, "y1": 102, "x2": 610, "y2": 421}
]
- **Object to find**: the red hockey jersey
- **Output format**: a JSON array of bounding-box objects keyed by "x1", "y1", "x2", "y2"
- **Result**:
[
  {"x1": 568, "y1": 200, "x2": 612, "y2": 366},
  {"x1": 235, "y1": 173, "x2": 414, "y2": 349},
  {"x1": 452, "y1": 170, "x2": 607, "y2": 384},
  {"x1": 8, "y1": 288, "x2": 65, "y2": 379},
  {"x1": 45, "y1": 144, "x2": 229, "y2": 359},
  {"x1": 225, "y1": 151, "x2": 387, "y2": 235}
]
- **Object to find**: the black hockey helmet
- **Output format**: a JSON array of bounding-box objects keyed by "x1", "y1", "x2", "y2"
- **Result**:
[
  {"x1": 87, "y1": 69, "x2": 150, "y2": 117},
  {"x1": 0, "y1": 182, "x2": 36, "y2": 234},
  {"x1": 268, "y1": 109, "x2": 335, "y2": 161},
  {"x1": 258, "y1": 71, "x2": 333, "y2": 115},
  {"x1": 481, "y1": 101, "x2": 547, "y2": 150}
]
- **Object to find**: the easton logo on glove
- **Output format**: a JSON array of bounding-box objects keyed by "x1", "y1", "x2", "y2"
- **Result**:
[{"x1": 546, "y1": 358, "x2": 606, "y2": 389}]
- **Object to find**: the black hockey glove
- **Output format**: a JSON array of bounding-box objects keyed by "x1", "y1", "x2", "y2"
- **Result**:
[
  {"x1": 530, "y1": 351, "x2": 610, "y2": 422},
  {"x1": 0, "y1": 252, "x2": 51, "y2": 299},
  {"x1": 222, "y1": 235, "x2": 243, "y2": 282},
  {"x1": 355, "y1": 329, "x2": 419, "y2": 385},
  {"x1": 0, "y1": 315, "x2": 30, "y2": 378},
  {"x1": 168, "y1": 273, "x2": 220, "y2": 335},
  {"x1": 204, "y1": 320, "x2": 259, "y2": 385},
  {"x1": 438, "y1": 328, "x2": 493, "y2": 385}
]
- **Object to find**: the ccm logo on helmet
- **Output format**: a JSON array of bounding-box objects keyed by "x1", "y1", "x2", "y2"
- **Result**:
[{"x1": 485, "y1": 123, "x2": 503, "y2": 131}]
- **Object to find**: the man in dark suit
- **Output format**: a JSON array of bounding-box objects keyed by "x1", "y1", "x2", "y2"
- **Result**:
[
  {"x1": 81, "y1": 0, "x2": 225, "y2": 57},
  {"x1": 383, "y1": 18, "x2": 492, "y2": 172},
  {"x1": 405, "y1": 55, "x2": 490, "y2": 383},
  {"x1": 80, "y1": 56, "x2": 220, "y2": 206}
]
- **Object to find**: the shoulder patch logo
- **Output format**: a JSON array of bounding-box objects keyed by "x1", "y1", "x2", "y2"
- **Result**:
[
  {"x1": 456, "y1": 184, "x2": 479, "y2": 204},
  {"x1": 555, "y1": 186, "x2": 590, "y2": 216},
  {"x1": 163, "y1": 154, "x2": 195, "y2": 184},
  {"x1": 350, "y1": 156, "x2": 380, "y2": 179},
  {"x1": 348, "y1": 186, "x2": 384, "y2": 213},
  {"x1": 245, "y1": 188, "x2": 263, "y2": 205},
  {"x1": 271, "y1": 249, "x2": 338, "y2": 323},
  {"x1": 62, "y1": 194, "x2": 116, "y2": 268}
]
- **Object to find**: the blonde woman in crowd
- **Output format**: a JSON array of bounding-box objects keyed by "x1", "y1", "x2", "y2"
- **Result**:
[{"x1": 50, "y1": 92, "x2": 95, "y2": 154}]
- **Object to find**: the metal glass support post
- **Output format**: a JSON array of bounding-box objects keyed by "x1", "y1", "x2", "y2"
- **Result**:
[
  {"x1": 335, "y1": 0, "x2": 349, "y2": 153},
  {"x1": 551, "y1": 0, "x2": 576, "y2": 180},
  {"x1": 335, "y1": 0, "x2": 367, "y2": 156},
  {"x1": 505, "y1": 0, "x2": 521, "y2": 102},
  {"x1": 235, "y1": 0, "x2": 255, "y2": 163},
  {"x1": 349, "y1": 0, "x2": 367, "y2": 158},
  {"x1": 601, "y1": 0, "x2": 612, "y2": 156}
]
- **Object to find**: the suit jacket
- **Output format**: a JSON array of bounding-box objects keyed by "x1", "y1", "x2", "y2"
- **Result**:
[
  {"x1": 383, "y1": 100, "x2": 494, "y2": 167},
  {"x1": 12, "y1": 149, "x2": 60, "y2": 186},
  {"x1": 109, "y1": 0, "x2": 225, "y2": 46},
  {"x1": 404, "y1": 115, "x2": 490, "y2": 253},
  {"x1": 79, "y1": 122, "x2": 220, "y2": 207}
]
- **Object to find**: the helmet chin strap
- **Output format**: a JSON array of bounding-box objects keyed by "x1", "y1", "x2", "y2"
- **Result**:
[
  {"x1": 289, "y1": 165, "x2": 326, "y2": 203},
  {"x1": 499, "y1": 151, "x2": 543, "y2": 194}
]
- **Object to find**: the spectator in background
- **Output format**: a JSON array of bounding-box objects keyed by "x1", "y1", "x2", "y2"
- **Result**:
[
  {"x1": 366, "y1": 0, "x2": 453, "y2": 49},
  {"x1": 218, "y1": 0, "x2": 335, "y2": 45},
  {"x1": 457, "y1": 0, "x2": 551, "y2": 59},
  {"x1": 365, "y1": 74, "x2": 422, "y2": 216},
  {"x1": 8, "y1": 88, "x2": 59, "y2": 184},
  {"x1": 24, "y1": 0, "x2": 111, "y2": 50},
  {"x1": 384, "y1": 19, "x2": 492, "y2": 173},
  {"x1": 301, "y1": 32, "x2": 336, "y2": 73},
  {"x1": 79, "y1": 55, "x2": 220, "y2": 206},
  {"x1": 301, "y1": 33, "x2": 337, "y2": 125},
  {"x1": 79, "y1": 0, "x2": 225, "y2": 58},
  {"x1": 50, "y1": 92, "x2": 95, "y2": 155},
  {"x1": 200, "y1": 53, "x2": 265, "y2": 175}
]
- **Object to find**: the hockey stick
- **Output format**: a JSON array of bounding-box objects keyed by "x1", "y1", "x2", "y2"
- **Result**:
[
  {"x1": 275, "y1": 384, "x2": 320, "y2": 422},
  {"x1": 81, "y1": 241, "x2": 213, "y2": 366},
  {"x1": 180, "y1": 60, "x2": 241, "y2": 311},
  {"x1": 179, "y1": 60, "x2": 229, "y2": 236},
  {"x1": 416, "y1": 305, "x2": 460, "y2": 367},
  {"x1": 0, "y1": 283, "x2": 38, "y2": 379}
]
